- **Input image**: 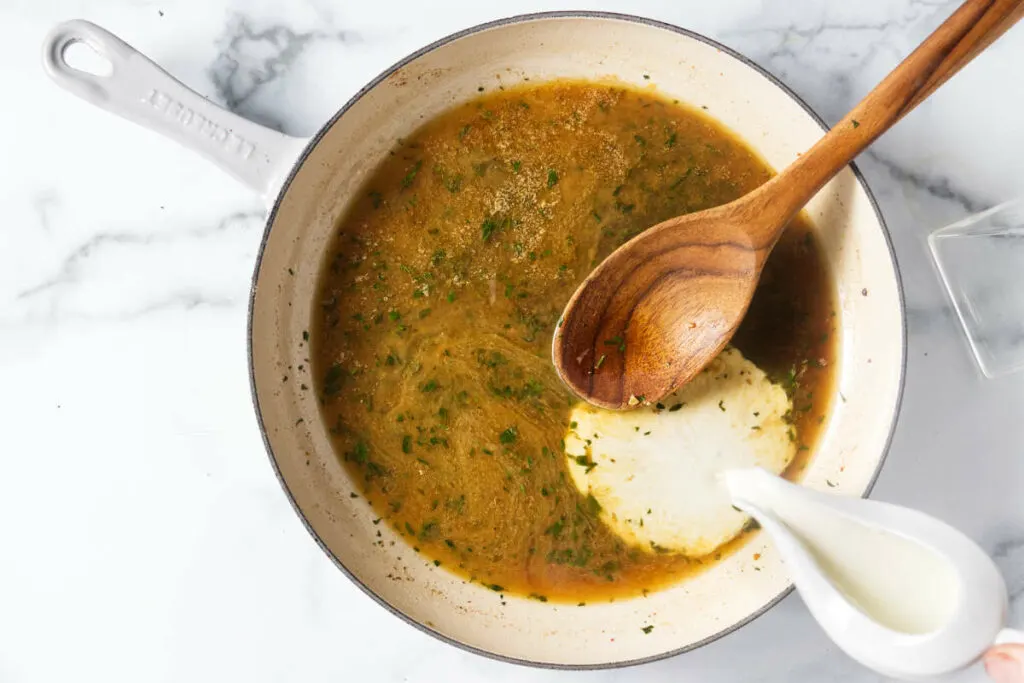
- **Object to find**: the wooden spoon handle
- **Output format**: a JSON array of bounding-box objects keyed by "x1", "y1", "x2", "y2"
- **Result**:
[{"x1": 757, "y1": 0, "x2": 1024, "y2": 230}]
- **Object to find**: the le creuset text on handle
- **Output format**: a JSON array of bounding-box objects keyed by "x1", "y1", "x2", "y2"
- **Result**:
[{"x1": 41, "y1": 19, "x2": 307, "y2": 202}]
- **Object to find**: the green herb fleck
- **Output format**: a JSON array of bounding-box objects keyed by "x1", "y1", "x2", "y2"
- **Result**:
[
  {"x1": 642, "y1": 625, "x2": 654, "y2": 634},
  {"x1": 421, "y1": 379, "x2": 440, "y2": 393},
  {"x1": 544, "y1": 519, "x2": 564, "y2": 538},
  {"x1": 400, "y1": 160, "x2": 423, "y2": 189},
  {"x1": 481, "y1": 215, "x2": 507, "y2": 242},
  {"x1": 670, "y1": 169, "x2": 692, "y2": 189},
  {"x1": 603, "y1": 335, "x2": 625, "y2": 352},
  {"x1": 547, "y1": 169, "x2": 559, "y2": 188},
  {"x1": 323, "y1": 363, "x2": 346, "y2": 396},
  {"x1": 782, "y1": 366, "x2": 799, "y2": 396},
  {"x1": 500, "y1": 426, "x2": 518, "y2": 445},
  {"x1": 851, "y1": 119, "x2": 860, "y2": 128},
  {"x1": 574, "y1": 455, "x2": 597, "y2": 473},
  {"x1": 512, "y1": 160, "x2": 522, "y2": 174},
  {"x1": 419, "y1": 520, "x2": 438, "y2": 540},
  {"x1": 402, "y1": 435, "x2": 412, "y2": 453},
  {"x1": 349, "y1": 440, "x2": 369, "y2": 464}
]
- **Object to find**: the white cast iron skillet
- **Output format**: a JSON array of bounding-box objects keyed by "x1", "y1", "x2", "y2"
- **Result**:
[{"x1": 42, "y1": 13, "x2": 906, "y2": 668}]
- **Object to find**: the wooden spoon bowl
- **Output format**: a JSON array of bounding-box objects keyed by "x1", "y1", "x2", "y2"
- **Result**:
[{"x1": 554, "y1": 201, "x2": 773, "y2": 409}]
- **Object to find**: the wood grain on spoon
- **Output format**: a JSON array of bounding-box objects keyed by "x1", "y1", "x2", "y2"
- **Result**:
[{"x1": 553, "y1": 0, "x2": 1024, "y2": 410}]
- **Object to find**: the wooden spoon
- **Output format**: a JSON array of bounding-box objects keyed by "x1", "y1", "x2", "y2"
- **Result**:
[{"x1": 553, "y1": 0, "x2": 1024, "y2": 410}]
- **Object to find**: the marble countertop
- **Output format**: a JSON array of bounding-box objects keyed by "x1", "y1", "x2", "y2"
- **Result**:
[{"x1": 4, "y1": 0, "x2": 1024, "y2": 681}]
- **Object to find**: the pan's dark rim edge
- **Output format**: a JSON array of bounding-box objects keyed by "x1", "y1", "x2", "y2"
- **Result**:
[{"x1": 247, "y1": 9, "x2": 907, "y2": 671}]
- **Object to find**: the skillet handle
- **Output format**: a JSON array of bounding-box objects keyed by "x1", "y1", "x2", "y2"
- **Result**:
[{"x1": 41, "y1": 19, "x2": 307, "y2": 202}]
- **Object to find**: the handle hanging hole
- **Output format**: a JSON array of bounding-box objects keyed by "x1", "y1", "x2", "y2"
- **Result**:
[{"x1": 61, "y1": 40, "x2": 113, "y2": 77}]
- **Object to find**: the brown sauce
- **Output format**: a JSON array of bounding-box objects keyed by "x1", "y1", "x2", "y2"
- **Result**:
[{"x1": 312, "y1": 81, "x2": 838, "y2": 602}]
